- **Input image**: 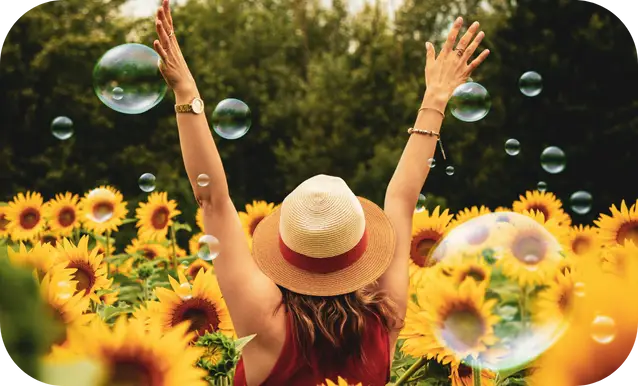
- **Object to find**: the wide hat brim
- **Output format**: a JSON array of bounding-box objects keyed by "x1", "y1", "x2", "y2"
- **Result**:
[{"x1": 251, "y1": 197, "x2": 396, "y2": 296}]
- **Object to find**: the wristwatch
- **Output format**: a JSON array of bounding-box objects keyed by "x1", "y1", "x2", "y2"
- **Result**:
[{"x1": 175, "y1": 97, "x2": 205, "y2": 114}]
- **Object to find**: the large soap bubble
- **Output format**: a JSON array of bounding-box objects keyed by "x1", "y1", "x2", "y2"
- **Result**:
[
  {"x1": 93, "y1": 43, "x2": 167, "y2": 114},
  {"x1": 421, "y1": 212, "x2": 570, "y2": 372}
]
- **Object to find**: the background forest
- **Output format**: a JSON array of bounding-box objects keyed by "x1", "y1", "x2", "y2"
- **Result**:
[{"x1": 1, "y1": 0, "x2": 637, "y2": 244}]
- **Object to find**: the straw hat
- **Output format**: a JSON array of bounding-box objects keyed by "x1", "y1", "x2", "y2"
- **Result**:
[{"x1": 252, "y1": 174, "x2": 396, "y2": 296}]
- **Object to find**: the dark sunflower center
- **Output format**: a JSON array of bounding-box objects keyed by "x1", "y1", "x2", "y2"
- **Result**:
[
  {"x1": 617, "y1": 221, "x2": 638, "y2": 246},
  {"x1": 172, "y1": 298, "x2": 220, "y2": 336},
  {"x1": 528, "y1": 205, "x2": 550, "y2": 220},
  {"x1": 41, "y1": 235, "x2": 58, "y2": 246},
  {"x1": 441, "y1": 307, "x2": 486, "y2": 352},
  {"x1": 458, "y1": 363, "x2": 473, "y2": 378},
  {"x1": 411, "y1": 231, "x2": 442, "y2": 267},
  {"x1": 0, "y1": 214, "x2": 8, "y2": 231},
  {"x1": 93, "y1": 201, "x2": 114, "y2": 221},
  {"x1": 188, "y1": 264, "x2": 205, "y2": 278},
  {"x1": 572, "y1": 236, "x2": 591, "y2": 255},
  {"x1": 461, "y1": 268, "x2": 486, "y2": 283},
  {"x1": 248, "y1": 215, "x2": 266, "y2": 236},
  {"x1": 512, "y1": 234, "x2": 547, "y2": 265},
  {"x1": 67, "y1": 261, "x2": 95, "y2": 294},
  {"x1": 466, "y1": 225, "x2": 489, "y2": 245},
  {"x1": 108, "y1": 357, "x2": 155, "y2": 386},
  {"x1": 151, "y1": 207, "x2": 170, "y2": 230},
  {"x1": 141, "y1": 247, "x2": 157, "y2": 259},
  {"x1": 58, "y1": 207, "x2": 76, "y2": 227},
  {"x1": 19, "y1": 207, "x2": 40, "y2": 230},
  {"x1": 558, "y1": 287, "x2": 572, "y2": 313}
]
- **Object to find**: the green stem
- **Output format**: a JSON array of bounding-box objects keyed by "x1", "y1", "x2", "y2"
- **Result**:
[
  {"x1": 105, "y1": 230, "x2": 111, "y2": 277},
  {"x1": 143, "y1": 278, "x2": 149, "y2": 302},
  {"x1": 73, "y1": 227, "x2": 80, "y2": 244},
  {"x1": 473, "y1": 360, "x2": 482, "y2": 386},
  {"x1": 170, "y1": 223, "x2": 178, "y2": 270},
  {"x1": 395, "y1": 357, "x2": 427, "y2": 386},
  {"x1": 520, "y1": 285, "x2": 528, "y2": 329}
]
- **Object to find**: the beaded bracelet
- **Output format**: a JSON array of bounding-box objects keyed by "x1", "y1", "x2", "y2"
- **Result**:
[{"x1": 407, "y1": 127, "x2": 447, "y2": 160}]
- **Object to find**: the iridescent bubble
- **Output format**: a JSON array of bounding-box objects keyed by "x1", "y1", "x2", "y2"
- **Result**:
[
  {"x1": 197, "y1": 174, "x2": 210, "y2": 187},
  {"x1": 197, "y1": 235, "x2": 221, "y2": 261},
  {"x1": 591, "y1": 315, "x2": 616, "y2": 344},
  {"x1": 446, "y1": 166, "x2": 455, "y2": 176},
  {"x1": 570, "y1": 191, "x2": 593, "y2": 215},
  {"x1": 537, "y1": 181, "x2": 547, "y2": 192},
  {"x1": 211, "y1": 98, "x2": 252, "y2": 140},
  {"x1": 138, "y1": 173, "x2": 156, "y2": 193},
  {"x1": 519, "y1": 71, "x2": 543, "y2": 97},
  {"x1": 415, "y1": 194, "x2": 427, "y2": 213},
  {"x1": 505, "y1": 139, "x2": 521, "y2": 156},
  {"x1": 449, "y1": 82, "x2": 492, "y2": 123},
  {"x1": 540, "y1": 146, "x2": 566, "y2": 174},
  {"x1": 429, "y1": 212, "x2": 567, "y2": 372},
  {"x1": 51, "y1": 116, "x2": 74, "y2": 140},
  {"x1": 573, "y1": 282, "x2": 586, "y2": 297},
  {"x1": 85, "y1": 188, "x2": 115, "y2": 223},
  {"x1": 428, "y1": 158, "x2": 436, "y2": 168},
  {"x1": 93, "y1": 43, "x2": 167, "y2": 114}
]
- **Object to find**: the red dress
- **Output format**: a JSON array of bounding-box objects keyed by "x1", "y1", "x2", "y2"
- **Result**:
[{"x1": 233, "y1": 312, "x2": 391, "y2": 386}]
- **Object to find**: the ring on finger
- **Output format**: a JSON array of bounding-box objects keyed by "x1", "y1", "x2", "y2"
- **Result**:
[
  {"x1": 455, "y1": 48, "x2": 465, "y2": 57},
  {"x1": 168, "y1": 30, "x2": 174, "y2": 38}
]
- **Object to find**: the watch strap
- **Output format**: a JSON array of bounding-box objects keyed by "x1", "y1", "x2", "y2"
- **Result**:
[{"x1": 175, "y1": 103, "x2": 194, "y2": 114}]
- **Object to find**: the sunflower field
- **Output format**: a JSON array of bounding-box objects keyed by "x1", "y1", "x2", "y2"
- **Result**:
[{"x1": 1, "y1": 186, "x2": 637, "y2": 386}]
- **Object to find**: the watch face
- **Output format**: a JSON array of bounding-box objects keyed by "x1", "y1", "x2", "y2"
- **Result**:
[{"x1": 192, "y1": 98, "x2": 204, "y2": 114}]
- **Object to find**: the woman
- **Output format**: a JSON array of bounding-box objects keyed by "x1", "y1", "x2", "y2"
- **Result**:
[{"x1": 153, "y1": 1, "x2": 489, "y2": 385}]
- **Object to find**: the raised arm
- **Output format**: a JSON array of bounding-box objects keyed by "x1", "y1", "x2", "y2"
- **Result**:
[
  {"x1": 154, "y1": 0, "x2": 281, "y2": 339},
  {"x1": 379, "y1": 17, "x2": 490, "y2": 322}
]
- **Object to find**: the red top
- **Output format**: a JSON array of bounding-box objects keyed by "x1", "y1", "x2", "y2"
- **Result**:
[{"x1": 233, "y1": 312, "x2": 391, "y2": 386}]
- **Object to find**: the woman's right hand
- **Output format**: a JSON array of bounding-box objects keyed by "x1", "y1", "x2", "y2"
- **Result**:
[
  {"x1": 153, "y1": 0, "x2": 197, "y2": 96},
  {"x1": 422, "y1": 17, "x2": 490, "y2": 108}
]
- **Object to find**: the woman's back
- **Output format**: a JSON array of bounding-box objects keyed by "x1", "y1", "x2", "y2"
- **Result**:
[{"x1": 233, "y1": 310, "x2": 391, "y2": 386}]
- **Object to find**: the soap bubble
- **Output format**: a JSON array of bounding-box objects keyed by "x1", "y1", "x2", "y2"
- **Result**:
[
  {"x1": 505, "y1": 139, "x2": 520, "y2": 156},
  {"x1": 519, "y1": 71, "x2": 543, "y2": 97},
  {"x1": 540, "y1": 146, "x2": 566, "y2": 174},
  {"x1": 51, "y1": 116, "x2": 74, "y2": 140},
  {"x1": 446, "y1": 166, "x2": 455, "y2": 176},
  {"x1": 415, "y1": 194, "x2": 427, "y2": 213},
  {"x1": 424, "y1": 212, "x2": 568, "y2": 372},
  {"x1": 449, "y1": 82, "x2": 491, "y2": 123},
  {"x1": 428, "y1": 158, "x2": 436, "y2": 168},
  {"x1": 211, "y1": 98, "x2": 252, "y2": 140},
  {"x1": 591, "y1": 315, "x2": 616, "y2": 344},
  {"x1": 93, "y1": 43, "x2": 167, "y2": 114},
  {"x1": 85, "y1": 188, "x2": 115, "y2": 223},
  {"x1": 570, "y1": 191, "x2": 593, "y2": 215},
  {"x1": 537, "y1": 181, "x2": 547, "y2": 192},
  {"x1": 197, "y1": 174, "x2": 210, "y2": 187},
  {"x1": 197, "y1": 235, "x2": 221, "y2": 261},
  {"x1": 138, "y1": 173, "x2": 156, "y2": 193}
]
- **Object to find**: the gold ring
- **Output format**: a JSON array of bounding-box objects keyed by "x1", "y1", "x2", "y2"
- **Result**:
[
  {"x1": 455, "y1": 48, "x2": 465, "y2": 56},
  {"x1": 168, "y1": 31, "x2": 174, "y2": 38}
]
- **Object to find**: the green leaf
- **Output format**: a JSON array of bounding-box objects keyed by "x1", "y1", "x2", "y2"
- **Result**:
[
  {"x1": 119, "y1": 218, "x2": 137, "y2": 225},
  {"x1": 234, "y1": 334, "x2": 257, "y2": 351},
  {"x1": 173, "y1": 222, "x2": 192, "y2": 233}
]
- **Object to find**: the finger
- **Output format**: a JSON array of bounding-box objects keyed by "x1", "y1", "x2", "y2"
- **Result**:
[
  {"x1": 154, "y1": 40, "x2": 168, "y2": 63},
  {"x1": 442, "y1": 17, "x2": 463, "y2": 54},
  {"x1": 158, "y1": 8, "x2": 172, "y2": 36},
  {"x1": 425, "y1": 42, "x2": 436, "y2": 66},
  {"x1": 467, "y1": 49, "x2": 490, "y2": 73},
  {"x1": 163, "y1": 0, "x2": 174, "y2": 30},
  {"x1": 462, "y1": 31, "x2": 485, "y2": 60},
  {"x1": 156, "y1": 19, "x2": 171, "y2": 51},
  {"x1": 456, "y1": 21, "x2": 480, "y2": 51}
]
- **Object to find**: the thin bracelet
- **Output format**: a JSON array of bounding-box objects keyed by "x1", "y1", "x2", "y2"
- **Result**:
[
  {"x1": 418, "y1": 106, "x2": 445, "y2": 118},
  {"x1": 408, "y1": 127, "x2": 447, "y2": 160}
]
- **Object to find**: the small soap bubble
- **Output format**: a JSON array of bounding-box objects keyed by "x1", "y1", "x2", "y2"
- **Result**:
[
  {"x1": 537, "y1": 181, "x2": 547, "y2": 192},
  {"x1": 85, "y1": 188, "x2": 116, "y2": 223},
  {"x1": 570, "y1": 191, "x2": 593, "y2": 215},
  {"x1": 212, "y1": 98, "x2": 252, "y2": 140},
  {"x1": 138, "y1": 173, "x2": 156, "y2": 193},
  {"x1": 446, "y1": 166, "x2": 455, "y2": 176},
  {"x1": 449, "y1": 82, "x2": 492, "y2": 123},
  {"x1": 415, "y1": 194, "x2": 427, "y2": 213},
  {"x1": 197, "y1": 174, "x2": 210, "y2": 187},
  {"x1": 540, "y1": 146, "x2": 566, "y2": 174},
  {"x1": 112, "y1": 87, "x2": 124, "y2": 101},
  {"x1": 591, "y1": 315, "x2": 616, "y2": 344},
  {"x1": 519, "y1": 71, "x2": 543, "y2": 97},
  {"x1": 198, "y1": 235, "x2": 221, "y2": 261},
  {"x1": 51, "y1": 116, "x2": 74, "y2": 140},
  {"x1": 428, "y1": 158, "x2": 436, "y2": 168},
  {"x1": 573, "y1": 282, "x2": 586, "y2": 297},
  {"x1": 505, "y1": 139, "x2": 521, "y2": 156}
]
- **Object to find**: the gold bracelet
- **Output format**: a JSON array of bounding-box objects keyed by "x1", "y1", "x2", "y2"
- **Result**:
[
  {"x1": 407, "y1": 127, "x2": 447, "y2": 160},
  {"x1": 418, "y1": 106, "x2": 445, "y2": 118}
]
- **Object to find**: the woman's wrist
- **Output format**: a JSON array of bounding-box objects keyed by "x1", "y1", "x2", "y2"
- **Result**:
[
  {"x1": 174, "y1": 82, "x2": 200, "y2": 104},
  {"x1": 421, "y1": 89, "x2": 449, "y2": 112}
]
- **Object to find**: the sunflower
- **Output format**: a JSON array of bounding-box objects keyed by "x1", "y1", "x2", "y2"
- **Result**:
[
  {"x1": 449, "y1": 206, "x2": 492, "y2": 229},
  {"x1": 497, "y1": 217, "x2": 564, "y2": 287},
  {"x1": 533, "y1": 270, "x2": 579, "y2": 326},
  {"x1": 180, "y1": 259, "x2": 214, "y2": 279},
  {"x1": 40, "y1": 264, "x2": 93, "y2": 348},
  {"x1": 194, "y1": 331, "x2": 239, "y2": 381},
  {"x1": 512, "y1": 190, "x2": 571, "y2": 226},
  {"x1": 401, "y1": 279, "x2": 500, "y2": 364},
  {"x1": 448, "y1": 256, "x2": 492, "y2": 286},
  {"x1": 601, "y1": 240, "x2": 638, "y2": 278},
  {"x1": 595, "y1": 199, "x2": 638, "y2": 247},
  {"x1": 99, "y1": 288, "x2": 120, "y2": 306},
  {"x1": 44, "y1": 192, "x2": 81, "y2": 237},
  {"x1": 196, "y1": 207, "x2": 204, "y2": 232},
  {"x1": 8, "y1": 242, "x2": 57, "y2": 278},
  {"x1": 79, "y1": 186, "x2": 128, "y2": 234},
  {"x1": 51, "y1": 317, "x2": 208, "y2": 386},
  {"x1": 565, "y1": 225, "x2": 601, "y2": 258},
  {"x1": 36, "y1": 225, "x2": 62, "y2": 247},
  {"x1": 494, "y1": 207, "x2": 510, "y2": 213},
  {"x1": 189, "y1": 232, "x2": 204, "y2": 255},
  {"x1": 409, "y1": 206, "x2": 453, "y2": 284},
  {"x1": 238, "y1": 200, "x2": 276, "y2": 238},
  {"x1": 122, "y1": 238, "x2": 170, "y2": 273},
  {"x1": 5, "y1": 191, "x2": 46, "y2": 241},
  {"x1": 0, "y1": 205, "x2": 10, "y2": 238},
  {"x1": 521, "y1": 209, "x2": 569, "y2": 246},
  {"x1": 135, "y1": 192, "x2": 181, "y2": 240},
  {"x1": 450, "y1": 362, "x2": 496, "y2": 386},
  {"x1": 322, "y1": 377, "x2": 363, "y2": 386},
  {"x1": 155, "y1": 270, "x2": 234, "y2": 338},
  {"x1": 94, "y1": 236, "x2": 116, "y2": 256},
  {"x1": 55, "y1": 236, "x2": 111, "y2": 301}
]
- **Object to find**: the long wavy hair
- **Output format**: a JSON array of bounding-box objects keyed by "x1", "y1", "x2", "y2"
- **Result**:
[{"x1": 276, "y1": 283, "x2": 401, "y2": 368}]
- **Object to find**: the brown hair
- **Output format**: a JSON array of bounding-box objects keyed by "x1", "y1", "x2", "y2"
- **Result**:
[{"x1": 277, "y1": 284, "x2": 401, "y2": 369}]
